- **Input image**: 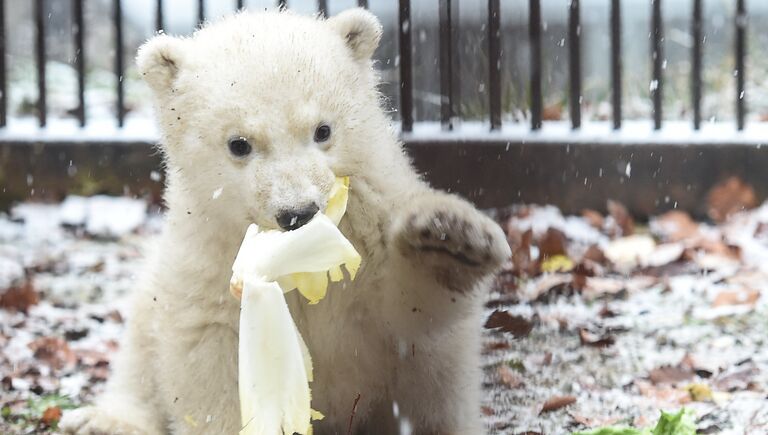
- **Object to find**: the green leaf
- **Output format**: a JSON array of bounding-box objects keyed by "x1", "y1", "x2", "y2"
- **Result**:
[
  {"x1": 573, "y1": 427, "x2": 650, "y2": 435},
  {"x1": 572, "y1": 409, "x2": 696, "y2": 435},
  {"x1": 651, "y1": 409, "x2": 697, "y2": 435}
]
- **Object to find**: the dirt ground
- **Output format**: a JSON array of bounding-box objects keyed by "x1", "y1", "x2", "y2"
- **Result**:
[{"x1": 1, "y1": 190, "x2": 767, "y2": 434}]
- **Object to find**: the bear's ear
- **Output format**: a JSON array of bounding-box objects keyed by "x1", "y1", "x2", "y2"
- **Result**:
[
  {"x1": 327, "y1": 8, "x2": 383, "y2": 62},
  {"x1": 136, "y1": 35, "x2": 188, "y2": 94}
]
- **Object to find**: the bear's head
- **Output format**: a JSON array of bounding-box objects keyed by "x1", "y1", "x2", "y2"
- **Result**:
[{"x1": 137, "y1": 9, "x2": 386, "y2": 231}]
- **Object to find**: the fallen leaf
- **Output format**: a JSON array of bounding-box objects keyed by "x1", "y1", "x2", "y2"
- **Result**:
[
  {"x1": 685, "y1": 383, "x2": 713, "y2": 402},
  {"x1": 649, "y1": 365, "x2": 694, "y2": 385},
  {"x1": 28, "y1": 337, "x2": 76, "y2": 371},
  {"x1": 539, "y1": 395, "x2": 577, "y2": 414},
  {"x1": 569, "y1": 413, "x2": 621, "y2": 429},
  {"x1": 581, "y1": 277, "x2": 624, "y2": 299},
  {"x1": 0, "y1": 281, "x2": 39, "y2": 313},
  {"x1": 604, "y1": 235, "x2": 655, "y2": 271},
  {"x1": 581, "y1": 245, "x2": 607, "y2": 265},
  {"x1": 40, "y1": 406, "x2": 62, "y2": 426},
  {"x1": 578, "y1": 328, "x2": 615, "y2": 348},
  {"x1": 607, "y1": 200, "x2": 634, "y2": 237},
  {"x1": 484, "y1": 311, "x2": 533, "y2": 338},
  {"x1": 707, "y1": 176, "x2": 757, "y2": 222},
  {"x1": 695, "y1": 238, "x2": 741, "y2": 260},
  {"x1": 712, "y1": 288, "x2": 760, "y2": 307},
  {"x1": 481, "y1": 406, "x2": 494, "y2": 416},
  {"x1": 537, "y1": 228, "x2": 567, "y2": 258},
  {"x1": 713, "y1": 364, "x2": 760, "y2": 392},
  {"x1": 543, "y1": 104, "x2": 562, "y2": 121},
  {"x1": 636, "y1": 380, "x2": 691, "y2": 406},
  {"x1": 651, "y1": 210, "x2": 699, "y2": 242},
  {"x1": 643, "y1": 243, "x2": 685, "y2": 268},
  {"x1": 483, "y1": 341, "x2": 511, "y2": 353},
  {"x1": 530, "y1": 273, "x2": 574, "y2": 302},
  {"x1": 540, "y1": 255, "x2": 575, "y2": 273},
  {"x1": 509, "y1": 228, "x2": 539, "y2": 277},
  {"x1": 497, "y1": 365, "x2": 525, "y2": 389},
  {"x1": 581, "y1": 209, "x2": 604, "y2": 230}
]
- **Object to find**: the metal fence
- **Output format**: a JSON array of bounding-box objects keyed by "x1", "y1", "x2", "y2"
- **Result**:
[
  {"x1": 0, "y1": 0, "x2": 765, "y2": 218},
  {"x1": 0, "y1": 0, "x2": 754, "y2": 132}
]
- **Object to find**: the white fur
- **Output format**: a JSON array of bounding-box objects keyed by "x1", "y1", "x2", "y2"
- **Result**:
[{"x1": 61, "y1": 8, "x2": 510, "y2": 435}]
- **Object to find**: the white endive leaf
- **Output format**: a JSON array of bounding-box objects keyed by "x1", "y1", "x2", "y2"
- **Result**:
[
  {"x1": 233, "y1": 177, "x2": 361, "y2": 435},
  {"x1": 238, "y1": 279, "x2": 311, "y2": 435}
]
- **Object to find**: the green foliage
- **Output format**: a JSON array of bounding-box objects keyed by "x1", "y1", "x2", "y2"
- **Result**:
[{"x1": 572, "y1": 408, "x2": 696, "y2": 435}]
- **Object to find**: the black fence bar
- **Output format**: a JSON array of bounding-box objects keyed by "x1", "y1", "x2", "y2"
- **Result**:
[
  {"x1": 0, "y1": 0, "x2": 5, "y2": 128},
  {"x1": 488, "y1": 0, "x2": 501, "y2": 130},
  {"x1": 651, "y1": 0, "x2": 662, "y2": 130},
  {"x1": 73, "y1": 0, "x2": 85, "y2": 126},
  {"x1": 237, "y1": 0, "x2": 244, "y2": 11},
  {"x1": 568, "y1": 0, "x2": 581, "y2": 129},
  {"x1": 736, "y1": 0, "x2": 746, "y2": 131},
  {"x1": 438, "y1": 0, "x2": 455, "y2": 130},
  {"x1": 398, "y1": 0, "x2": 413, "y2": 132},
  {"x1": 156, "y1": 0, "x2": 164, "y2": 32},
  {"x1": 358, "y1": 0, "x2": 368, "y2": 8},
  {"x1": 692, "y1": 0, "x2": 702, "y2": 130},
  {"x1": 610, "y1": 0, "x2": 621, "y2": 130},
  {"x1": 115, "y1": 0, "x2": 124, "y2": 127},
  {"x1": 277, "y1": 0, "x2": 287, "y2": 10},
  {"x1": 35, "y1": 0, "x2": 46, "y2": 127},
  {"x1": 198, "y1": 0, "x2": 205, "y2": 26},
  {"x1": 529, "y1": 0, "x2": 542, "y2": 130},
  {"x1": 318, "y1": 0, "x2": 327, "y2": 17}
]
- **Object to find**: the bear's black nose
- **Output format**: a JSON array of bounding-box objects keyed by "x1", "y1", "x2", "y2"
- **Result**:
[{"x1": 275, "y1": 203, "x2": 320, "y2": 231}]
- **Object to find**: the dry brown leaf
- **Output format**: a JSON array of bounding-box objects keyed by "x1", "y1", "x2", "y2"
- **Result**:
[
  {"x1": 713, "y1": 364, "x2": 760, "y2": 392},
  {"x1": 695, "y1": 238, "x2": 741, "y2": 260},
  {"x1": 0, "y1": 281, "x2": 39, "y2": 313},
  {"x1": 707, "y1": 176, "x2": 757, "y2": 223},
  {"x1": 636, "y1": 380, "x2": 691, "y2": 406},
  {"x1": 539, "y1": 395, "x2": 577, "y2": 414},
  {"x1": 570, "y1": 413, "x2": 621, "y2": 429},
  {"x1": 28, "y1": 337, "x2": 76, "y2": 371},
  {"x1": 651, "y1": 210, "x2": 699, "y2": 242},
  {"x1": 581, "y1": 277, "x2": 624, "y2": 300},
  {"x1": 509, "y1": 228, "x2": 539, "y2": 277},
  {"x1": 483, "y1": 341, "x2": 511, "y2": 353},
  {"x1": 543, "y1": 104, "x2": 562, "y2": 121},
  {"x1": 40, "y1": 406, "x2": 62, "y2": 426},
  {"x1": 581, "y1": 209, "x2": 604, "y2": 230},
  {"x1": 607, "y1": 200, "x2": 634, "y2": 237},
  {"x1": 537, "y1": 228, "x2": 567, "y2": 259},
  {"x1": 481, "y1": 406, "x2": 494, "y2": 417},
  {"x1": 497, "y1": 365, "x2": 525, "y2": 389},
  {"x1": 712, "y1": 288, "x2": 760, "y2": 307},
  {"x1": 649, "y1": 365, "x2": 694, "y2": 385},
  {"x1": 578, "y1": 328, "x2": 615, "y2": 348},
  {"x1": 484, "y1": 311, "x2": 533, "y2": 338},
  {"x1": 581, "y1": 245, "x2": 607, "y2": 265}
]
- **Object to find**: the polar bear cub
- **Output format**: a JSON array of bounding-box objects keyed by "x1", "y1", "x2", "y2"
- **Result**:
[{"x1": 61, "y1": 8, "x2": 510, "y2": 435}]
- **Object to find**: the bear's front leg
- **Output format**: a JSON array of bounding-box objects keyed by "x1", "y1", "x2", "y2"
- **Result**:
[
  {"x1": 389, "y1": 192, "x2": 510, "y2": 294},
  {"x1": 376, "y1": 192, "x2": 509, "y2": 435}
]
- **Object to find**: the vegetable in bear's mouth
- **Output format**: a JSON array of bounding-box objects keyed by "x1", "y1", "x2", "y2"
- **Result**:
[{"x1": 230, "y1": 177, "x2": 360, "y2": 435}]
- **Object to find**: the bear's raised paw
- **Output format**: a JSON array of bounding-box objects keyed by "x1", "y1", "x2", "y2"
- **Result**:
[{"x1": 392, "y1": 195, "x2": 511, "y2": 281}]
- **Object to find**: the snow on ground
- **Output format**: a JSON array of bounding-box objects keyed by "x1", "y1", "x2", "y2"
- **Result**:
[{"x1": 1, "y1": 195, "x2": 768, "y2": 433}]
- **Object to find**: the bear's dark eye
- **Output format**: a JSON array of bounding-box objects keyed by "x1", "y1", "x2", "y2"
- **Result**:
[
  {"x1": 314, "y1": 124, "x2": 332, "y2": 143},
  {"x1": 228, "y1": 137, "x2": 252, "y2": 157}
]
